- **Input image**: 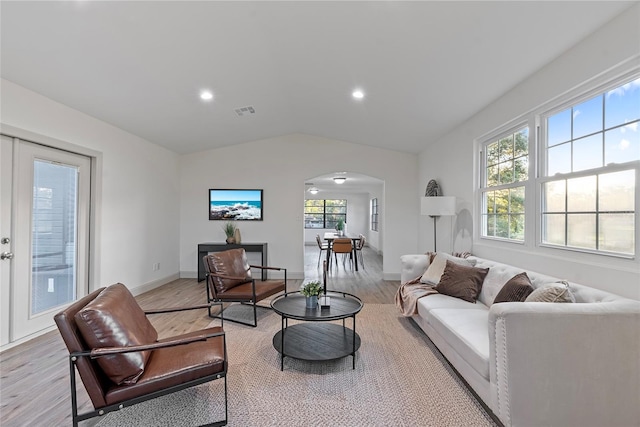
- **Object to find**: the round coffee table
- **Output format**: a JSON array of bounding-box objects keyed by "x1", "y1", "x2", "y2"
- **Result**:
[{"x1": 270, "y1": 291, "x2": 363, "y2": 370}]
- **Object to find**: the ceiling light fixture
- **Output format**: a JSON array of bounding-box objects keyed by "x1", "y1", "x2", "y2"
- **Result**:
[
  {"x1": 200, "y1": 90, "x2": 213, "y2": 101},
  {"x1": 333, "y1": 177, "x2": 347, "y2": 184},
  {"x1": 352, "y1": 89, "x2": 365, "y2": 100},
  {"x1": 308, "y1": 187, "x2": 319, "y2": 194}
]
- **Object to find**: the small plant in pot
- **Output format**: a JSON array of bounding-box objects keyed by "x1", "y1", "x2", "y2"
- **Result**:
[
  {"x1": 222, "y1": 222, "x2": 237, "y2": 244},
  {"x1": 335, "y1": 218, "x2": 345, "y2": 236},
  {"x1": 300, "y1": 281, "x2": 323, "y2": 308}
]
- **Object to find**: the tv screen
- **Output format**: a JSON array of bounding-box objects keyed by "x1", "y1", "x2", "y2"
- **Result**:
[{"x1": 209, "y1": 189, "x2": 263, "y2": 221}]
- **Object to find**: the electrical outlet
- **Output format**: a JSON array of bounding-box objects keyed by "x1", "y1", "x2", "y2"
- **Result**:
[{"x1": 152, "y1": 263, "x2": 160, "y2": 271}]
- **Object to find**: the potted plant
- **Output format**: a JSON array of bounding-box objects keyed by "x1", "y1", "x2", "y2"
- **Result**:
[
  {"x1": 335, "y1": 218, "x2": 345, "y2": 236},
  {"x1": 300, "y1": 281, "x2": 323, "y2": 308},
  {"x1": 222, "y1": 222, "x2": 237, "y2": 244}
]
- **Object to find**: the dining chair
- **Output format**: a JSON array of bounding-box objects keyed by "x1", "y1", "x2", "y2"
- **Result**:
[
  {"x1": 331, "y1": 237, "x2": 354, "y2": 270},
  {"x1": 355, "y1": 234, "x2": 366, "y2": 269},
  {"x1": 315, "y1": 234, "x2": 330, "y2": 268}
]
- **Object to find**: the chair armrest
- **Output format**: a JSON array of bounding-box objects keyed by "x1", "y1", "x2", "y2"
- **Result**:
[
  {"x1": 488, "y1": 301, "x2": 640, "y2": 427},
  {"x1": 84, "y1": 330, "x2": 226, "y2": 358},
  {"x1": 249, "y1": 265, "x2": 285, "y2": 271},
  {"x1": 144, "y1": 302, "x2": 223, "y2": 315}
]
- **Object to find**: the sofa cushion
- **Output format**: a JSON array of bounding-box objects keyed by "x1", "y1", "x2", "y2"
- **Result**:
[
  {"x1": 494, "y1": 272, "x2": 534, "y2": 303},
  {"x1": 417, "y1": 294, "x2": 489, "y2": 318},
  {"x1": 435, "y1": 260, "x2": 489, "y2": 303},
  {"x1": 421, "y1": 252, "x2": 475, "y2": 284},
  {"x1": 526, "y1": 281, "x2": 576, "y2": 303},
  {"x1": 428, "y1": 308, "x2": 490, "y2": 380},
  {"x1": 75, "y1": 283, "x2": 158, "y2": 385}
]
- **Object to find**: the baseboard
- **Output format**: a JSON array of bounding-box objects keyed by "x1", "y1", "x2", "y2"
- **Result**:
[
  {"x1": 181, "y1": 270, "x2": 305, "y2": 280},
  {"x1": 181, "y1": 270, "x2": 198, "y2": 279},
  {"x1": 128, "y1": 273, "x2": 180, "y2": 296},
  {"x1": 383, "y1": 273, "x2": 400, "y2": 281}
]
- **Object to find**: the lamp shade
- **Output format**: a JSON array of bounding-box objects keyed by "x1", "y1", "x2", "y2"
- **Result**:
[{"x1": 421, "y1": 196, "x2": 456, "y2": 216}]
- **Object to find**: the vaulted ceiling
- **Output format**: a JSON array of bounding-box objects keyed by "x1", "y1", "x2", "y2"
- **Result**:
[{"x1": 1, "y1": 1, "x2": 635, "y2": 155}]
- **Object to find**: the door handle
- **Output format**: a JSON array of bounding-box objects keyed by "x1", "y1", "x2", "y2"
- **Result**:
[{"x1": 1, "y1": 252, "x2": 14, "y2": 260}]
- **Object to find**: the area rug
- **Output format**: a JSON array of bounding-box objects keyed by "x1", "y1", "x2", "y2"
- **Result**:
[{"x1": 96, "y1": 304, "x2": 497, "y2": 426}]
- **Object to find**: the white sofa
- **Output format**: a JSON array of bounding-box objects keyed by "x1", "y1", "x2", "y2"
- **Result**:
[{"x1": 400, "y1": 254, "x2": 640, "y2": 427}]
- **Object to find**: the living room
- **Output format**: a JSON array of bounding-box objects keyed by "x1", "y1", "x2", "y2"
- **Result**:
[{"x1": 1, "y1": 1, "x2": 639, "y2": 426}]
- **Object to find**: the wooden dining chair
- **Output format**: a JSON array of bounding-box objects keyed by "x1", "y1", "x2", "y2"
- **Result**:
[{"x1": 331, "y1": 237, "x2": 354, "y2": 270}]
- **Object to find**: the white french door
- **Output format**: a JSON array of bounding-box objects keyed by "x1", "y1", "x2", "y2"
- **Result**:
[{"x1": 0, "y1": 136, "x2": 90, "y2": 343}]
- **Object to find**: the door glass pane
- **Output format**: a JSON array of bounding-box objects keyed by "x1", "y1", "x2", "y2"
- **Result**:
[{"x1": 31, "y1": 160, "x2": 78, "y2": 315}]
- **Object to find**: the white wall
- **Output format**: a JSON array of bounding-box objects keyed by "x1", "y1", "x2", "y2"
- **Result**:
[
  {"x1": 179, "y1": 133, "x2": 417, "y2": 279},
  {"x1": 1, "y1": 79, "x2": 181, "y2": 295},
  {"x1": 418, "y1": 6, "x2": 640, "y2": 299}
]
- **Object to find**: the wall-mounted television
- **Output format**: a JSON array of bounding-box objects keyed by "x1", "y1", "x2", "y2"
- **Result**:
[{"x1": 209, "y1": 189, "x2": 263, "y2": 221}]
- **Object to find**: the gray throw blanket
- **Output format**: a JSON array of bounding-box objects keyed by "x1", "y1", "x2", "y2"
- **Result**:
[{"x1": 395, "y1": 276, "x2": 438, "y2": 316}]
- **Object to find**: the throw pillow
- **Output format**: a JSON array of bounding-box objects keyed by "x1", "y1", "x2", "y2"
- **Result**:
[
  {"x1": 75, "y1": 283, "x2": 158, "y2": 385},
  {"x1": 525, "y1": 281, "x2": 576, "y2": 303},
  {"x1": 434, "y1": 260, "x2": 489, "y2": 303},
  {"x1": 420, "y1": 252, "x2": 476, "y2": 284},
  {"x1": 493, "y1": 272, "x2": 534, "y2": 303}
]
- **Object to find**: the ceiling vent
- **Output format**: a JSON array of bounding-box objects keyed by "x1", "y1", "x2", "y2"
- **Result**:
[{"x1": 234, "y1": 105, "x2": 256, "y2": 117}]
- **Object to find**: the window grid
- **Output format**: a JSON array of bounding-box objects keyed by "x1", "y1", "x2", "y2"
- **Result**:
[
  {"x1": 371, "y1": 198, "x2": 378, "y2": 231},
  {"x1": 541, "y1": 76, "x2": 638, "y2": 255},
  {"x1": 481, "y1": 127, "x2": 529, "y2": 242},
  {"x1": 304, "y1": 199, "x2": 347, "y2": 229}
]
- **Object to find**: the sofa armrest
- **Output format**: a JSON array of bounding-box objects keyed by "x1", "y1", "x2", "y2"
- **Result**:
[
  {"x1": 400, "y1": 254, "x2": 430, "y2": 284},
  {"x1": 489, "y1": 301, "x2": 640, "y2": 427}
]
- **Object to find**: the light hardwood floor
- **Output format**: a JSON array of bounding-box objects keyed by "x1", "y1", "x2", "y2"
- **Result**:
[{"x1": 0, "y1": 245, "x2": 398, "y2": 426}]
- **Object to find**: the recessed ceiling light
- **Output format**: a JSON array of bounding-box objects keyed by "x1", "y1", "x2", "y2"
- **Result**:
[
  {"x1": 352, "y1": 90, "x2": 365, "y2": 100},
  {"x1": 308, "y1": 187, "x2": 319, "y2": 194},
  {"x1": 333, "y1": 177, "x2": 347, "y2": 184},
  {"x1": 200, "y1": 90, "x2": 213, "y2": 101}
]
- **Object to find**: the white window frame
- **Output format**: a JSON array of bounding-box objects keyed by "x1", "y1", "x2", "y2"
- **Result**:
[
  {"x1": 477, "y1": 120, "x2": 534, "y2": 244},
  {"x1": 475, "y1": 67, "x2": 640, "y2": 261},
  {"x1": 537, "y1": 73, "x2": 639, "y2": 258}
]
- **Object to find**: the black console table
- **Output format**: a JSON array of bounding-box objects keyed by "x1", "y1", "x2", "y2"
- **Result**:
[{"x1": 197, "y1": 242, "x2": 268, "y2": 281}]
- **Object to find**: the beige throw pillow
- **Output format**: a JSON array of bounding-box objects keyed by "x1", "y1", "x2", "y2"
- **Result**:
[
  {"x1": 525, "y1": 281, "x2": 576, "y2": 303},
  {"x1": 420, "y1": 252, "x2": 475, "y2": 284}
]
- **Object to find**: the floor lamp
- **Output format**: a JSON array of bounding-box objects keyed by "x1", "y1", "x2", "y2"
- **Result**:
[{"x1": 420, "y1": 196, "x2": 456, "y2": 252}]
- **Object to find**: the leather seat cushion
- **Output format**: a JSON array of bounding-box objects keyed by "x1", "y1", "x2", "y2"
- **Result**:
[
  {"x1": 74, "y1": 284, "x2": 158, "y2": 385},
  {"x1": 205, "y1": 248, "x2": 252, "y2": 293},
  {"x1": 216, "y1": 280, "x2": 285, "y2": 301},
  {"x1": 105, "y1": 327, "x2": 226, "y2": 405}
]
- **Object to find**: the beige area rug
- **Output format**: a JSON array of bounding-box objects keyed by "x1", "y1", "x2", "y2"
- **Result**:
[{"x1": 96, "y1": 304, "x2": 497, "y2": 427}]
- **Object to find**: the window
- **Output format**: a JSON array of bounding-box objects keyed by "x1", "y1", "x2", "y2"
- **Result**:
[
  {"x1": 541, "y1": 77, "x2": 639, "y2": 255},
  {"x1": 304, "y1": 199, "x2": 347, "y2": 229},
  {"x1": 477, "y1": 72, "x2": 639, "y2": 258},
  {"x1": 480, "y1": 127, "x2": 529, "y2": 241},
  {"x1": 371, "y1": 198, "x2": 378, "y2": 231}
]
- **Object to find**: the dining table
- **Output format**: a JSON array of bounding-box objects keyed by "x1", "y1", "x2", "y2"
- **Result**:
[{"x1": 323, "y1": 232, "x2": 361, "y2": 271}]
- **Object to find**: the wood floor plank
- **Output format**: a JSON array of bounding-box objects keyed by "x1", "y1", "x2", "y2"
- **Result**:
[{"x1": 0, "y1": 245, "x2": 398, "y2": 426}]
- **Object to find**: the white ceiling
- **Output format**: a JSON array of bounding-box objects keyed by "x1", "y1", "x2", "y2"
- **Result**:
[{"x1": 1, "y1": 1, "x2": 636, "y2": 155}]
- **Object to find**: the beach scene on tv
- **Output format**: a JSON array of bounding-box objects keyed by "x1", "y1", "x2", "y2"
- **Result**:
[{"x1": 210, "y1": 189, "x2": 263, "y2": 220}]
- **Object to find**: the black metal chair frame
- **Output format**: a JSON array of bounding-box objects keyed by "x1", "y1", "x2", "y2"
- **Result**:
[
  {"x1": 67, "y1": 303, "x2": 228, "y2": 427},
  {"x1": 206, "y1": 265, "x2": 287, "y2": 328}
]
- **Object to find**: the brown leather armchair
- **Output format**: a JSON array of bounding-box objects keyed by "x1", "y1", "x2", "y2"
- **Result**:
[
  {"x1": 54, "y1": 283, "x2": 227, "y2": 427},
  {"x1": 203, "y1": 248, "x2": 287, "y2": 327}
]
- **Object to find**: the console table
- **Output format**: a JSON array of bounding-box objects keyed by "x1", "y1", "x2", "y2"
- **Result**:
[{"x1": 197, "y1": 242, "x2": 268, "y2": 281}]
